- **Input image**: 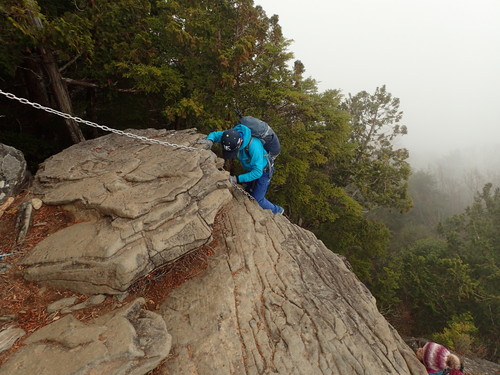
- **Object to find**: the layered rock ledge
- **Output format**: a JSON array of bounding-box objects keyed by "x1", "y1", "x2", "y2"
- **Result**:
[
  {"x1": 0, "y1": 298, "x2": 170, "y2": 375},
  {"x1": 21, "y1": 129, "x2": 231, "y2": 294}
]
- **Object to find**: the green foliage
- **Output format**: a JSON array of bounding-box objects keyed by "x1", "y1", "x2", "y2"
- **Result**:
[
  {"x1": 304, "y1": 86, "x2": 412, "y2": 287},
  {"x1": 373, "y1": 182, "x2": 500, "y2": 361},
  {"x1": 432, "y1": 312, "x2": 479, "y2": 355},
  {"x1": 369, "y1": 263, "x2": 402, "y2": 314},
  {"x1": 316, "y1": 215, "x2": 389, "y2": 284},
  {"x1": 339, "y1": 85, "x2": 412, "y2": 212},
  {"x1": 270, "y1": 111, "x2": 352, "y2": 226},
  {"x1": 396, "y1": 238, "x2": 478, "y2": 333},
  {"x1": 0, "y1": 0, "x2": 41, "y2": 76},
  {"x1": 438, "y1": 183, "x2": 500, "y2": 360}
]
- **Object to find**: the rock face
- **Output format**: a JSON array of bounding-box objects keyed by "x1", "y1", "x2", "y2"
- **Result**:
[
  {"x1": 21, "y1": 129, "x2": 232, "y2": 294},
  {"x1": 0, "y1": 143, "x2": 28, "y2": 203},
  {"x1": 0, "y1": 298, "x2": 171, "y2": 375},
  {"x1": 158, "y1": 197, "x2": 425, "y2": 375},
  {"x1": 17, "y1": 128, "x2": 428, "y2": 374}
]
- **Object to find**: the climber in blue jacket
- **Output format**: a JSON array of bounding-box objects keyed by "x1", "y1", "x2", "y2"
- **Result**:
[{"x1": 198, "y1": 124, "x2": 284, "y2": 215}]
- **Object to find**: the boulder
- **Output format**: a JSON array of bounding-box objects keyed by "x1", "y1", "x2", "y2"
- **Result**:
[
  {"x1": 0, "y1": 143, "x2": 28, "y2": 203},
  {"x1": 0, "y1": 298, "x2": 171, "y2": 375},
  {"x1": 21, "y1": 129, "x2": 232, "y2": 294}
]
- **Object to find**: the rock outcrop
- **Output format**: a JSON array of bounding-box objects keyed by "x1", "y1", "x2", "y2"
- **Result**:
[
  {"x1": 0, "y1": 143, "x2": 28, "y2": 203},
  {"x1": 159, "y1": 197, "x2": 425, "y2": 374},
  {"x1": 0, "y1": 298, "x2": 171, "y2": 375},
  {"x1": 14, "y1": 129, "x2": 429, "y2": 374},
  {"x1": 21, "y1": 129, "x2": 231, "y2": 294}
]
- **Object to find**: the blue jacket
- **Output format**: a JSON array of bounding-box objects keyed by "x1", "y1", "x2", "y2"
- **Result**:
[{"x1": 206, "y1": 124, "x2": 268, "y2": 183}]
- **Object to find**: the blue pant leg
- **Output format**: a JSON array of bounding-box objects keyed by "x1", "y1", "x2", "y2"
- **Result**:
[
  {"x1": 250, "y1": 170, "x2": 281, "y2": 214},
  {"x1": 245, "y1": 180, "x2": 255, "y2": 194}
]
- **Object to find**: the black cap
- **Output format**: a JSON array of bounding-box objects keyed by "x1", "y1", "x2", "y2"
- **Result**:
[{"x1": 221, "y1": 129, "x2": 243, "y2": 159}]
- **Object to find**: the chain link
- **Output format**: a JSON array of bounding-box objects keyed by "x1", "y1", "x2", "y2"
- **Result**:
[
  {"x1": 0, "y1": 89, "x2": 255, "y2": 200},
  {"x1": 232, "y1": 183, "x2": 255, "y2": 200},
  {"x1": 0, "y1": 89, "x2": 197, "y2": 151}
]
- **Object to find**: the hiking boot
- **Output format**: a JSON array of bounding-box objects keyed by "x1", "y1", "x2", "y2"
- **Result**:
[{"x1": 276, "y1": 206, "x2": 284, "y2": 215}]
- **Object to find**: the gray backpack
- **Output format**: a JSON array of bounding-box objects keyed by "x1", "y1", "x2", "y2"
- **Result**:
[{"x1": 238, "y1": 116, "x2": 280, "y2": 158}]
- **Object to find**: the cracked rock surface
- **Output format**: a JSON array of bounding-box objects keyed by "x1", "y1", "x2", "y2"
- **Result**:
[
  {"x1": 0, "y1": 298, "x2": 170, "y2": 375},
  {"x1": 21, "y1": 129, "x2": 231, "y2": 294},
  {"x1": 158, "y1": 197, "x2": 427, "y2": 375}
]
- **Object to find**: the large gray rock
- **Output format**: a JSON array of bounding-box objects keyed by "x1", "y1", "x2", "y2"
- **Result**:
[
  {"x1": 157, "y1": 197, "x2": 427, "y2": 375},
  {"x1": 21, "y1": 129, "x2": 232, "y2": 294},
  {"x1": 0, "y1": 298, "x2": 171, "y2": 375},
  {"x1": 0, "y1": 143, "x2": 27, "y2": 203}
]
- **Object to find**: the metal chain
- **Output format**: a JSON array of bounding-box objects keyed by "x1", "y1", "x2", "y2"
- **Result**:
[
  {"x1": 0, "y1": 89, "x2": 197, "y2": 151},
  {"x1": 0, "y1": 89, "x2": 255, "y2": 200},
  {"x1": 232, "y1": 183, "x2": 255, "y2": 200}
]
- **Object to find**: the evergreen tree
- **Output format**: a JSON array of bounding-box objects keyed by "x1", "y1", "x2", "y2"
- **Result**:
[
  {"x1": 1, "y1": 0, "x2": 85, "y2": 143},
  {"x1": 339, "y1": 85, "x2": 412, "y2": 212}
]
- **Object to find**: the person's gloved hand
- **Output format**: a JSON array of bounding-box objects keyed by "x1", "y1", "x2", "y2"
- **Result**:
[
  {"x1": 197, "y1": 139, "x2": 213, "y2": 150},
  {"x1": 228, "y1": 175, "x2": 238, "y2": 184}
]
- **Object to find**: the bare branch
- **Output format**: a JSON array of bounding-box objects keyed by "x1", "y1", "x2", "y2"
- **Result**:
[
  {"x1": 59, "y1": 54, "x2": 82, "y2": 73},
  {"x1": 62, "y1": 77, "x2": 140, "y2": 93}
]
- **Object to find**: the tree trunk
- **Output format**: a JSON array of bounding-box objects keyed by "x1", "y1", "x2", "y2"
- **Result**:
[
  {"x1": 37, "y1": 45, "x2": 85, "y2": 144},
  {"x1": 27, "y1": 0, "x2": 85, "y2": 144},
  {"x1": 18, "y1": 55, "x2": 52, "y2": 137}
]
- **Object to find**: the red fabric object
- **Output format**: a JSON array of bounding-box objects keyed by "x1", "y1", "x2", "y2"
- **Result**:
[{"x1": 422, "y1": 342, "x2": 450, "y2": 372}]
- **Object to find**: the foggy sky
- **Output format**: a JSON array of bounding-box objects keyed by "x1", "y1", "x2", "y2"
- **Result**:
[{"x1": 255, "y1": 0, "x2": 500, "y2": 167}]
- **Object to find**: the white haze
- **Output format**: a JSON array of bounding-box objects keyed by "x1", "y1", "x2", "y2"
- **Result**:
[{"x1": 255, "y1": 0, "x2": 500, "y2": 174}]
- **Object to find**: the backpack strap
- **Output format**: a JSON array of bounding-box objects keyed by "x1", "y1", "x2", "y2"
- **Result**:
[
  {"x1": 244, "y1": 137, "x2": 254, "y2": 153},
  {"x1": 244, "y1": 137, "x2": 273, "y2": 174}
]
